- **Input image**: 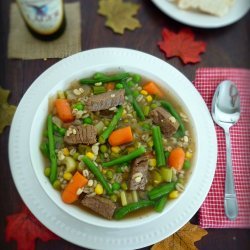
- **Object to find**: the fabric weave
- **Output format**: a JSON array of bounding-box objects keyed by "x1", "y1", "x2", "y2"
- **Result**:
[{"x1": 8, "y1": 2, "x2": 81, "y2": 59}]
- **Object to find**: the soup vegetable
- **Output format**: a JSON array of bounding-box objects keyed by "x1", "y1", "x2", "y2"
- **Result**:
[{"x1": 40, "y1": 71, "x2": 194, "y2": 220}]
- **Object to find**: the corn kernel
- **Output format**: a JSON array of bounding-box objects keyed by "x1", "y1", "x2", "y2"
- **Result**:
[
  {"x1": 122, "y1": 109, "x2": 127, "y2": 118},
  {"x1": 186, "y1": 151, "x2": 193, "y2": 159},
  {"x1": 63, "y1": 172, "x2": 73, "y2": 181},
  {"x1": 86, "y1": 152, "x2": 95, "y2": 160},
  {"x1": 148, "y1": 158, "x2": 157, "y2": 168},
  {"x1": 140, "y1": 90, "x2": 148, "y2": 96},
  {"x1": 95, "y1": 183, "x2": 104, "y2": 195},
  {"x1": 169, "y1": 190, "x2": 179, "y2": 199},
  {"x1": 62, "y1": 148, "x2": 70, "y2": 156},
  {"x1": 146, "y1": 95, "x2": 153, "y2": 102},
  {"x1": 111, "y1": 146, "x2": 121, "y2": 154}
]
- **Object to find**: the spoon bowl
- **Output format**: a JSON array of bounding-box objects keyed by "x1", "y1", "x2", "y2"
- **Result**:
[
  {"x1": 212, "y1": 81, "x2": 240, "y2": 127},
  {"x1": 212, "y1": 80, "x2": 240, "y2": 220}
]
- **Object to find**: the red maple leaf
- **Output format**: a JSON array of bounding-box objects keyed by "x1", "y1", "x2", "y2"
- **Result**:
[
  {"x1": 5, "y1": 204, "x2": 59, "y2": 250},
  {"x1": 158, "y1": 28, "x2": 206, "y2": 64}
]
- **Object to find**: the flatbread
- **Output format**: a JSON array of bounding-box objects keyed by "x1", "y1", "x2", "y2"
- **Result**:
[{"x1": 173, "y1": 0, "x2": 235, "y2": 17}]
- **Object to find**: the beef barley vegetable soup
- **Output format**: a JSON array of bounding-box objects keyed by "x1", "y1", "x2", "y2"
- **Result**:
[{"x1": 40, "y1": 71, "x2": 195, "y2": 220}]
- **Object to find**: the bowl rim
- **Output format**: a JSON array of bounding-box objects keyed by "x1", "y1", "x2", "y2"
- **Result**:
[{"x1": 9, "y1": 47, "x2": 217, "y2": 249}]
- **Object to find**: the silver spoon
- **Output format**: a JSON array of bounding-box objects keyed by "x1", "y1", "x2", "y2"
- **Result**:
[{"x1": 211, "y1": 80, "x2": 240, "y2": 220}]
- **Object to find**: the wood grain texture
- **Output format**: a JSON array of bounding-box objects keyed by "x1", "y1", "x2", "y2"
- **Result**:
[{"x1": 0, "y1": 0, "x2": 249, "y2": 249}]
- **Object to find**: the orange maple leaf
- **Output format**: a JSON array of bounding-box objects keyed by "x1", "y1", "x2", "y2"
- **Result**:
[
  {"x1": 158, "y1": 28, "x2": 206, "y2": 64},
  {"x1": 151, "y1": 222, "x2": 208, "y2": 250}
]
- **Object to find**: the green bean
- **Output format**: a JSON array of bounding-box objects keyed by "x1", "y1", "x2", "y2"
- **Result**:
[
  {"x1": 47, "y1": 115, "x2": 58, "y2": 183},
  {"x1": 123, "y1": 80, "x2": 145, "y2": 121},
  {"x1": 132, "y1": 99, "x2": 145, "y2": 120},
  {"x1": 53, "y1": 123, "x2": 66, "y2": 136},
  {"x1": 93, "y1": 86, "x2": 106, "y2": 95},
  {"x1": 148, "y1": 182, "x2": 176, "y2": 200},
  {"x1": 99, "y1": 106, "x2": 123, "y2": 144},
  {"x1": 154, "y1": 196, "x2": 168, "y2": 213},
  {"x1": 114, "y1": 200, "x2": 155, "y2": 219},
  {"x1": 80, "y1": 72, "x2": 130, "y2": 85},
  {"x1": 102, "y1": 147, "x2": 146, "y2": 168},
  {"x1": 152, "y1": 126, "x2": 166, "y2": 167},
  {"x1": 160, "y1": 101, "x2": 185, "y2": 137},
  {"x1": 82, "y1": 156, "x2": 113, "y2": 195}
]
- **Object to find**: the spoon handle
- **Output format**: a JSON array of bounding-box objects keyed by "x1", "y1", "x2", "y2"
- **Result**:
[{"x1": 224, "y1": 128, "x2": 238, "y2": 220}]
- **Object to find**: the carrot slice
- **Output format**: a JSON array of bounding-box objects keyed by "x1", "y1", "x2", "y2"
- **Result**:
[
  {"x1": 168, "y1": 147, "x2": 185, "y2": 171},
  {"x1": 143, "y1": 81, "x2": 164, "y2": 97},
  {"x1": 106, "y1": 82, "x2": 115, "y2": 91},
  {"x1": 108, "y1": 126, "x2": 134, "y2": 146},
  {"x1": 62, "y1": 172, "x2": 88, "y2": 204},
  {"x1": 54, "y1": 99, "x2": 74, "y2": 123}
]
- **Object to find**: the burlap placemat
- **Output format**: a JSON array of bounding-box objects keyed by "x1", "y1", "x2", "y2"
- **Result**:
[{"x1": 8, "y1": 2, "x2": 81, "y2": 59}]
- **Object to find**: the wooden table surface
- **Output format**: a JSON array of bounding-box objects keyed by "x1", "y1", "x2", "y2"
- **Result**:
[{"x1": 0, "y1": 1, "x2": 249, "y2": 249}]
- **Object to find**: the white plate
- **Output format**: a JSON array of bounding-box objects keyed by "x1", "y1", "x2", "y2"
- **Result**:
[
  {"x1": 151, "y1": 0, "x2": 250, "y2": 28},
  {"x1": 9, "y1": 48, "x2": 217, "y2": 250}
]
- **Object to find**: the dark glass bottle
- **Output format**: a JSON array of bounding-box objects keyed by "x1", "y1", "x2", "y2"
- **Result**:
[{"x1": 16, "y1": 0, "x2": 66, "y2": 41}]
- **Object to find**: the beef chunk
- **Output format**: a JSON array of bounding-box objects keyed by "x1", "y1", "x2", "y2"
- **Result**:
[
  {"x1": 86, "y1": 89, "x2": 125, "y2": 111},
  {"x1": 150, "y1": 107, "x2": 180, "y2": 137},
  {"x1": 128, "y1": 155, "x2": 149, "y2": 191},
  {"x1": 64, "y1": 125, "x2": 97, "y2": 145},
  {"x1": 81, "y1": 195, "x2": 117, "y2": 220}
]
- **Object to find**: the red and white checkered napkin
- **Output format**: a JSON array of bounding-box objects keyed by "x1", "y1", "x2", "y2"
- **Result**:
[{"x1": 194, "y1": 68, "x2": 250, "y2": 228}]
